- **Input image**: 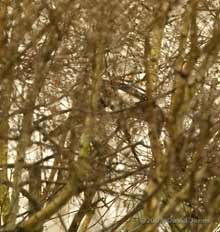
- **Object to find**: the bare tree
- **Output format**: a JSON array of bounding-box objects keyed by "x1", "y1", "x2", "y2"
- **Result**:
[{"x1": 0, "y1": 1, "x2": 220, "y2": 232}]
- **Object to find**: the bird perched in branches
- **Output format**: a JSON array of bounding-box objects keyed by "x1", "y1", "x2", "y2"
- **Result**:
[{"x1": 100, "y1": 80, "x2": 165, "y2": 136}]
